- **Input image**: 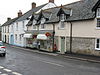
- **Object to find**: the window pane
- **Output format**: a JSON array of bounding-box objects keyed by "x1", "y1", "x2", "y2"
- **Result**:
[
  {"x1": 60, "y1": 21, "x2": 65, "y2": 28},
  {"x1": 97, "y1": 39, "x2": 99, "y2": 43},
  {"x1": 96, "y1": 39, "x2": 100, "y2": 48},
  {"x1": 97, "y1": 8, "x2": 100, "y2": 17},
  {"x1": 60, "y1": 14, "x2": 66, "y2": 21},
  {"x1": 97, "y1": 19, "x2": 100, "y2": 27},
  {"x1": 96, "y1": 44, "x2": 99, "y2": 48}
]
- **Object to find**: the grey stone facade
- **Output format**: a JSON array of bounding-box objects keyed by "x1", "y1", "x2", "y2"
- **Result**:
[{"x1": 66, "y1": 37, "x2": 100, "y2": 56}]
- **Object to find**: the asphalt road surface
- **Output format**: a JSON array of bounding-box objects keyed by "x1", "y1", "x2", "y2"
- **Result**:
[{"x1": 0, "y1": 44, "x2": 100, "y2": 75}]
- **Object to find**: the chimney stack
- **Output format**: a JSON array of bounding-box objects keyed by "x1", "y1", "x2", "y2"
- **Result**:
[
  {"x1": 32, "y1": 2, "x2": 36, "y2": 9},
  {"x1": 18, "y1": 10, "x2": 22, "y2": 17},
  {"x1": 49, "y1": 0, "x2": 54, "y2": 3},
  {"x1": 7, "y1": 17, "x2": 11, "y2": 21}
]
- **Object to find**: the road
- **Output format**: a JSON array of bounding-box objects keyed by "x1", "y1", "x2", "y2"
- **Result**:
[{"x1": 0, "y1": 44, "x2": 100, "y2": 75}]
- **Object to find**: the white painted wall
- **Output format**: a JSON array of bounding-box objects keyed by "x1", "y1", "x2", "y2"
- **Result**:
[
  {"x1": 13, "y1": 20, "x2": 29, "y2": 47},
  {"x1": 71, "y1": 19, "x2": 100, "y2": 38}
]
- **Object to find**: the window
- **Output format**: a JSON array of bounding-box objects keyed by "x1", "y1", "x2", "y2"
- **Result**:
[
  {"x1": 33, "y1": 26, "x2": 37, "y2": 29},
  {"x1": 60, "y1": 14, "x2": 65, "y2": 21},
  {"x1": 59, "y1": 21, "x2": 65, "y2": 29},
  {"x1": 32, "y1": 20, "x2": 37, "y2": 25},
  {"x1": 8, "y1": 26, "x2": 9, "y2": 33},
  {"x1": 40, "y1": 18, "x2": 46, "y2": 29},
  {"x1": 15, "y1": 34, "x2": 17, "y2": 41},
  {"x1": 11, "y1": 25, "x2": 13, "y2": 31},
  {"x1": 40, "y1": 24, "x2": 45, "y2": 29},
  {"x1": 97, "y1": 8, "x2": 100, "y2": 17},
  {"x1": 32, "y1": 20, "x2": 37, "y2": 29},
  {"x1": 16, "y1": 22, "x2": 18, "y2": 31},
  {"x1": 22, "y1": 21, "x2": 24, "y2": 29},
  {"x1": 19, "y1": 35, "x2": 21, "y2": 41},
  {"x1": 95, "y1": 39, "x2": 100, "y2": 50},
  {"x1": 97, "y1": 19, "x2": 100, "y2": 28}
]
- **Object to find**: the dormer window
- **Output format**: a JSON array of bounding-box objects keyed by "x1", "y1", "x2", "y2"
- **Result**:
[
  {"x1": 97, "y1": 8, "x2": 100, "y2": 18},
  {"x1": 32, "y1": 20, "x2": 37, "y2": 25},
  {"x1": 41, "y1": 18, "x2": 45, "y2": 24},
  {"x1": 40, "y1": 18, "x2": 46, "y2": 29},
  {"x1": 60, "y1": 14, "x2": 65, "y2": 21},
  {"x1": 32, "y1": 20, "x2": 37, "y2": 29},
  {"x1": 59, "y1": 14, "x2": 65, "y2": 29}
]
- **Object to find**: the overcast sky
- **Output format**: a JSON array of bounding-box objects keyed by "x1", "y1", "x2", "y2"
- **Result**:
[{"x1": 0, "y1": 0, "x2": 80, "y2": 24}]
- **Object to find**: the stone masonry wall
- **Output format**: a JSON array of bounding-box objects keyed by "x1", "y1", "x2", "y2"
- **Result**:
[{"x1": 66, "y1": 37, "x2": 100, "y2": 56}]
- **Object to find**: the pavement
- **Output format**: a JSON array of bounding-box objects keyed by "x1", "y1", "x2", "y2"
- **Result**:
[{"x1": 11, "y1": 45, "x2": 100, "y2": 63}]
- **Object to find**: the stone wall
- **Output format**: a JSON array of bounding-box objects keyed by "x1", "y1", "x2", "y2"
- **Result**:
[{"x1": 66, "y1": 37, "x2": 100, "y2": 56}]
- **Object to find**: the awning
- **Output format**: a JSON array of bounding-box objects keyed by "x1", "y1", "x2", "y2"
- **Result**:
[
  {"x1": 24, "y1": 34, "x2": 32, "y2": 38},
  {"x1": 37, "y1": 34, "x2": 47, "y2": 40}
]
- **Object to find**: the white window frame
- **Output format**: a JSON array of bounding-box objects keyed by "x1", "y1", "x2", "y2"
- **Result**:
[
  {"x1": 16, "y1": 22, "x2": 18, "y2": 31},
  {"x1": 95, "y1": 38, "x2": 100, "y2": 50},
  {"x1": 96, "y1": 19, "x2": 100, "y2": 29},
  {"x1": 59, "y1": 21, "x2": 65, "y2": 29},
  {"x1": 22, "y1": 21, "x2": 25, "y2": 30},
  {"x1": 40, "y1": 18, "x2": 46, "y2": 29},
  {"x1": 97, "y1": 8, "x2": 100, "y2": 18},
  {"x1": 60, "y1": 14, "x2": 65, "y2": 21},
  {"x1": 15, "y1": 34, "x2": 17, "y2": 41},
  {"x1": 32, "y1": 20, "x2": 37, "y2": 30}
]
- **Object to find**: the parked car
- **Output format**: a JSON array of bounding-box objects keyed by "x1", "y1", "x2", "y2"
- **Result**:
[{"x1": 0, "y1": 41, "x2": 6, "y2": 57}]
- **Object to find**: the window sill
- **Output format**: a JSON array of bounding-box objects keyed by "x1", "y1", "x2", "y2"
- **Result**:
[
  {"x1": 32, "y1": 29, "x2": 37, "y2": 30},
  {"x1": 40, "y1": 29, "x2": 45, "y2": 30},
  {"x1": 95, "y1": 48, "x2": 100, "y2": 51},
  {"x1": 96, "y1": 27, "x2": 100, "y2": 30},
  {"x1": 58, "y1": 28, "x2": 65, "y2": 30},
  {"x1": 96, "y1": 16, "x2": 100, "y2": 18}
]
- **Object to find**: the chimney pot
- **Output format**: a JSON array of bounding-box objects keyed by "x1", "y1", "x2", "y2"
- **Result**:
[
  {"x1": 32, "y1": 2, "x2": 36, "y2": 9},
  {"x1": 49, "y1": 0, "x2": 54, "y2": 3},
  {"x1": 7, "y1": 17, "x2": 11, "y2": 21},
  {"x1": 18, "y1": 10, "x2": 22, "y2": 17}
]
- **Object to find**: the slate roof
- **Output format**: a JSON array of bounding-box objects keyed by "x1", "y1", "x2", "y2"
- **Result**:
[
  {"x1": 65, "y1": 0, "x2": 99, "y2": 22},
  {"x1": 26, "y1": 0, "x2": 99, "y2": 26},
  {"x1": 92, "y1": 0, "x2": 100, "y2": 11},
  {"x1": 2, "y1": 17, "x2": 19, "y2": 26},
  {"x1": 16, "y1": 3, "x2": 47, "y2": 22},
  {"x1": 26, "y1": 10, "x2": 52, "y2": 26},
  {"x1": 47, "y1": 0, "x2": 99, "y2": 23}
]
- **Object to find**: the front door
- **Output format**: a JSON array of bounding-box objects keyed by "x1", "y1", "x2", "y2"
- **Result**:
[
  {"x1": 61, "y1": 37, "x2": 65, "y2": 54},
  {"x1": 10, "y1": 35, "x2": 14, "y2": 45}
]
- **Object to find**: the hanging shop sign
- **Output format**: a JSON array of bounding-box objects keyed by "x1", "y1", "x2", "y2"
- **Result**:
[{"x1": 45, "y1": 32, "x2": 51, "y2": 37}]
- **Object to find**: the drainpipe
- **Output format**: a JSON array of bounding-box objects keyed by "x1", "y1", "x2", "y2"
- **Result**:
[
  {"x1": 69, "y1": 22, "x2": 72, "y2": 53},
  {"x1": 52, "y1": 23, "x2": 55, "y2": 52}
]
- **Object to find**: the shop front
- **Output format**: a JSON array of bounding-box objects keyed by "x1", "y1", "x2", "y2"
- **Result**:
[
  {"x1": 24, "y1": 33, "x2": 37, "y2": 48},
  {"x1": 37, "y1": 32, "x2": 54, "y2": 52}
]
